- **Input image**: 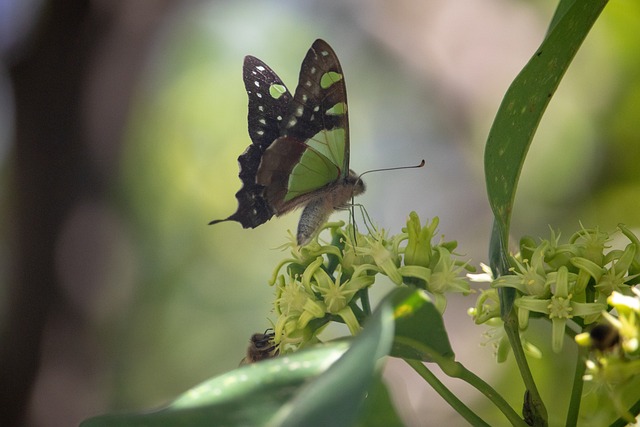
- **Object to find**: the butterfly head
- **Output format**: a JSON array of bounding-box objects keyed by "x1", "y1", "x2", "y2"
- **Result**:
[{"x1": 346, "y1": 169, "x2": 366, "y2": 198}]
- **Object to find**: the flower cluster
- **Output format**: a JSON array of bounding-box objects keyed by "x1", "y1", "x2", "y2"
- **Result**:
[
  {"x1": 470, "y1": 225, "x2": 640, "y2": 354},
  {"x1": 575, "y1": 288, "x2": 640, "y2": 423},
  {"x1": 270, "y1": 212, "x2": 471, "y2": 353},
  {"x1": 468, "y1": 266, "x2": 541, "y2": 362}
]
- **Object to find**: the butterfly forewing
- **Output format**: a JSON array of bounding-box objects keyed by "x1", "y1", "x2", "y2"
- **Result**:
[
  {"x1": 255, "y1": 40, "x2": 351, "y2": 212},
  {"x1": 281, "y1": 39, "x2": 350, "y2": 178},
  {"x1": 243, "y1": 56, "x2": 292, "y2": 148}
]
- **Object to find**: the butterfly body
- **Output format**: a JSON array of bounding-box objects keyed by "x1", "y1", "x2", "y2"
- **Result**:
[
  {"x1": 295, "y1": 171, "x2": 364, "y2": 244},
  {"x1": 210, "y1": 39, "x2": 364, "y2": 245}
]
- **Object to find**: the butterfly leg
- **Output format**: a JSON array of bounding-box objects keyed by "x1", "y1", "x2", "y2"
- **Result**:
[{"x1": 353, "y1": 203, "x2": 378, "y2": 237}]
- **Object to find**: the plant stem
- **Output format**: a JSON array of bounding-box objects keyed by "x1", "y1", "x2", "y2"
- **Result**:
[
  {"x1": 565, "y1": 344, "x2": 587, "y2": 427},
  {"x1": 438, "y1": 358, "x2": 529, "y2": 427},
  {"x1": 610, "y1": 398, "x2": 640, "y2": 427},
  {"x1": 504, "y1": 310, "x2": 549, "y2": 426},
  {"x1": 398, "y1": 335, "x2": 528, "y2": 425},
  {"x1": 360, "y1": 288, "x2": 372, "y2": 316},
  {"x1": 404, "y1": 359, "x2": 491, "y2": 427}
]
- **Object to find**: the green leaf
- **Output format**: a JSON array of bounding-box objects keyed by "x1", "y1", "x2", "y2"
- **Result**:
[
  {"x1": 271, "y1": 289, "x2": 395, "y2": 427},
  {"x1": 80, "y1": 342, "x2": 350, "y2": 427},
  {"x1": 355, "y1": 375, "x2": 405, "y2": 427},
  {"x1": 389, "y1": 287, "x2": 454, "y2": 361},
  {"x1": 81, "y1": 288, "x2": 407, "y2": 427},
  {"x1": 485, "y1": 0, "x2": 608, "y2": 258},
  {"x1": 81, "y1": 288, "x2": 450, "y2": 427}
]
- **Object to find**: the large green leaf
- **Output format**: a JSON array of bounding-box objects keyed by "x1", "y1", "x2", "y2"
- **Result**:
[
  {"x1": 82, "y1": 288, "x2": 431, "y2": 427},
  {"x1": 270, "y1": 291, "x2": 395, "y2": 427},
  {"x1": 355, "y1": 375, "x2": 405, "y2": 427},
  {"x1": 80, "y1": 342, "x2": 350, "y2": 427},
  {"x1": 389, "y1": 287, "x2": 454, "y2": 361},
  {"x1": 485, "y1": 0, "x2": 608, "y2": 271},
  {"x1": 483, "y1": 2, "x2": 609, "y2": 425}
]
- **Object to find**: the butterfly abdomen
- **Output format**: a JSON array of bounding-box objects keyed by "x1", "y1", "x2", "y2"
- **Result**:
[
  {"x1": 296, "y1": 171, "x2": 365, "y2": 244},
  {"x1": 297, "y1": 198, "x2": 333, "y2": 245}
]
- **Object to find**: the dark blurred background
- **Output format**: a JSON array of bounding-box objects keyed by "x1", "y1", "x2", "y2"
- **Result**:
[{"x1": 1, "y1": 0, "x2": 638, "y2": 426}]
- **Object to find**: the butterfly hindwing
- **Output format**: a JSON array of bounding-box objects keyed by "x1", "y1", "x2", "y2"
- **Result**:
[
  {"x1": 209, "y1": 56, "x2": 292, "y2": 228},
  {"x1": 256, "y1": 39, "x2": 350, "y2": 212}
]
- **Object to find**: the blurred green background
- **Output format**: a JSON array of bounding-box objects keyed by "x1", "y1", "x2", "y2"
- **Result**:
[{"x1": 1, "y1": 0, "x2": 639, "y2": 426}]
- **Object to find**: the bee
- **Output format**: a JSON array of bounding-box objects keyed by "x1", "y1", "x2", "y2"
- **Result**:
[
  {"x1": 588, "y1": 323, "x2": 620, "y2": 352},
  {"x1": 241, "y1": 329, "x2": 279, "y2": 365}
]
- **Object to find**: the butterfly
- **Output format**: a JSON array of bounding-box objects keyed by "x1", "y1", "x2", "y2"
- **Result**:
[{"x1": 210, "y1": 39, "x2": 365, "y2": 245}]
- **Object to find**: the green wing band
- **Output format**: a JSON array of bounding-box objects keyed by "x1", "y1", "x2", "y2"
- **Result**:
[
  {"x1": 307, "y1": 127, "x2": 345, "y2": 170},
  {"x1": 285, "y1": 128, "x2": 345, "y2": 201}
]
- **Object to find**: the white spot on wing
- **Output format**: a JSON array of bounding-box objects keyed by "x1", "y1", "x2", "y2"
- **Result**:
[
  {"x1": 287, "y1": 118, "x2": 297, "y2": 128},
  {"x1": 254, "y1": 81, "x2": 260, "y2": 87},
  {"x1": 256, "y1": 66, "x2": 265, "y2": 71}
]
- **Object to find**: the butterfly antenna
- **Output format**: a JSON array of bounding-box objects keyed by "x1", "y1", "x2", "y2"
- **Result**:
[
  {"x1": 356, "y1": 159, "x2": 425, "y2": 182},
  {"x1": 348, "y1": 159, "x2": 425, "y2": 244}
]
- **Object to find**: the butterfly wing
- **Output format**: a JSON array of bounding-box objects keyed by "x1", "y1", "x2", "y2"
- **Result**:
[
  {"x1": 256, "y1": 39, "x2": 350, "y2": 213},
  {"x1": 244, "y1": 55, "x2": 292, "y2": 150},
  {"x1": 210, "y1": 55, "x2": 292, "y2": 228}
]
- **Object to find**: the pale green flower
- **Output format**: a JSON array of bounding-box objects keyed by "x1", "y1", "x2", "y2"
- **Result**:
[
  {"x1": 429, "y1": 247, "x2": 470, "y2": 294},
  {"x1": 493, "y1": 242, "x2": 550, "y2": 298},
  {"x1": 475, "y1": 317, "x2": 542, "y2": 363},
  {"x1": 569, "y1": 224, "x2": 609, "y2": 266},
  {"x1": 310, "y1": 264, "x2": 374, "y2": 334},
  {"x1": 273, "y1": 274, "x2": 315, "y2": 350},
  {"x1": 468, "y1": 288, "x2": 501, "y2": 325},
  {"x1": 403, "y1": 211, "x2": 438, "y2": 267},
  {"x1": 595, "y1": 244, "x2": 637, "y2": 296},
  {"x1": 516, "y1": 266, "x2": 606, "y2": 352},
  {"x1": 267, "y1": 212, "x2": 470, "y2": 351},
  {"x1": 356, "y1": 229, "x2": 402, "y2": 285}
]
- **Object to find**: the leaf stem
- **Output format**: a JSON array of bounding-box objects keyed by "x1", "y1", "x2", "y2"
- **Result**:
[
  {"x1": 400, "y1": 334, "x2": 527, "y2": 427},
  {"x1": 437, "y1": 358, "x2": 529, "y2": 427},
  {"x1": 610, "y1": 398, "x2": 640, "y2": 427},
  {"x1": 404, "y1": 359, "x2": 491, "y2": 427},
  {"x1": 360, "y1": 288, "x2": 372, "y2": 316},
  {"x1": 503, "y1": 310, "x2": 549, "y2": 425}
]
